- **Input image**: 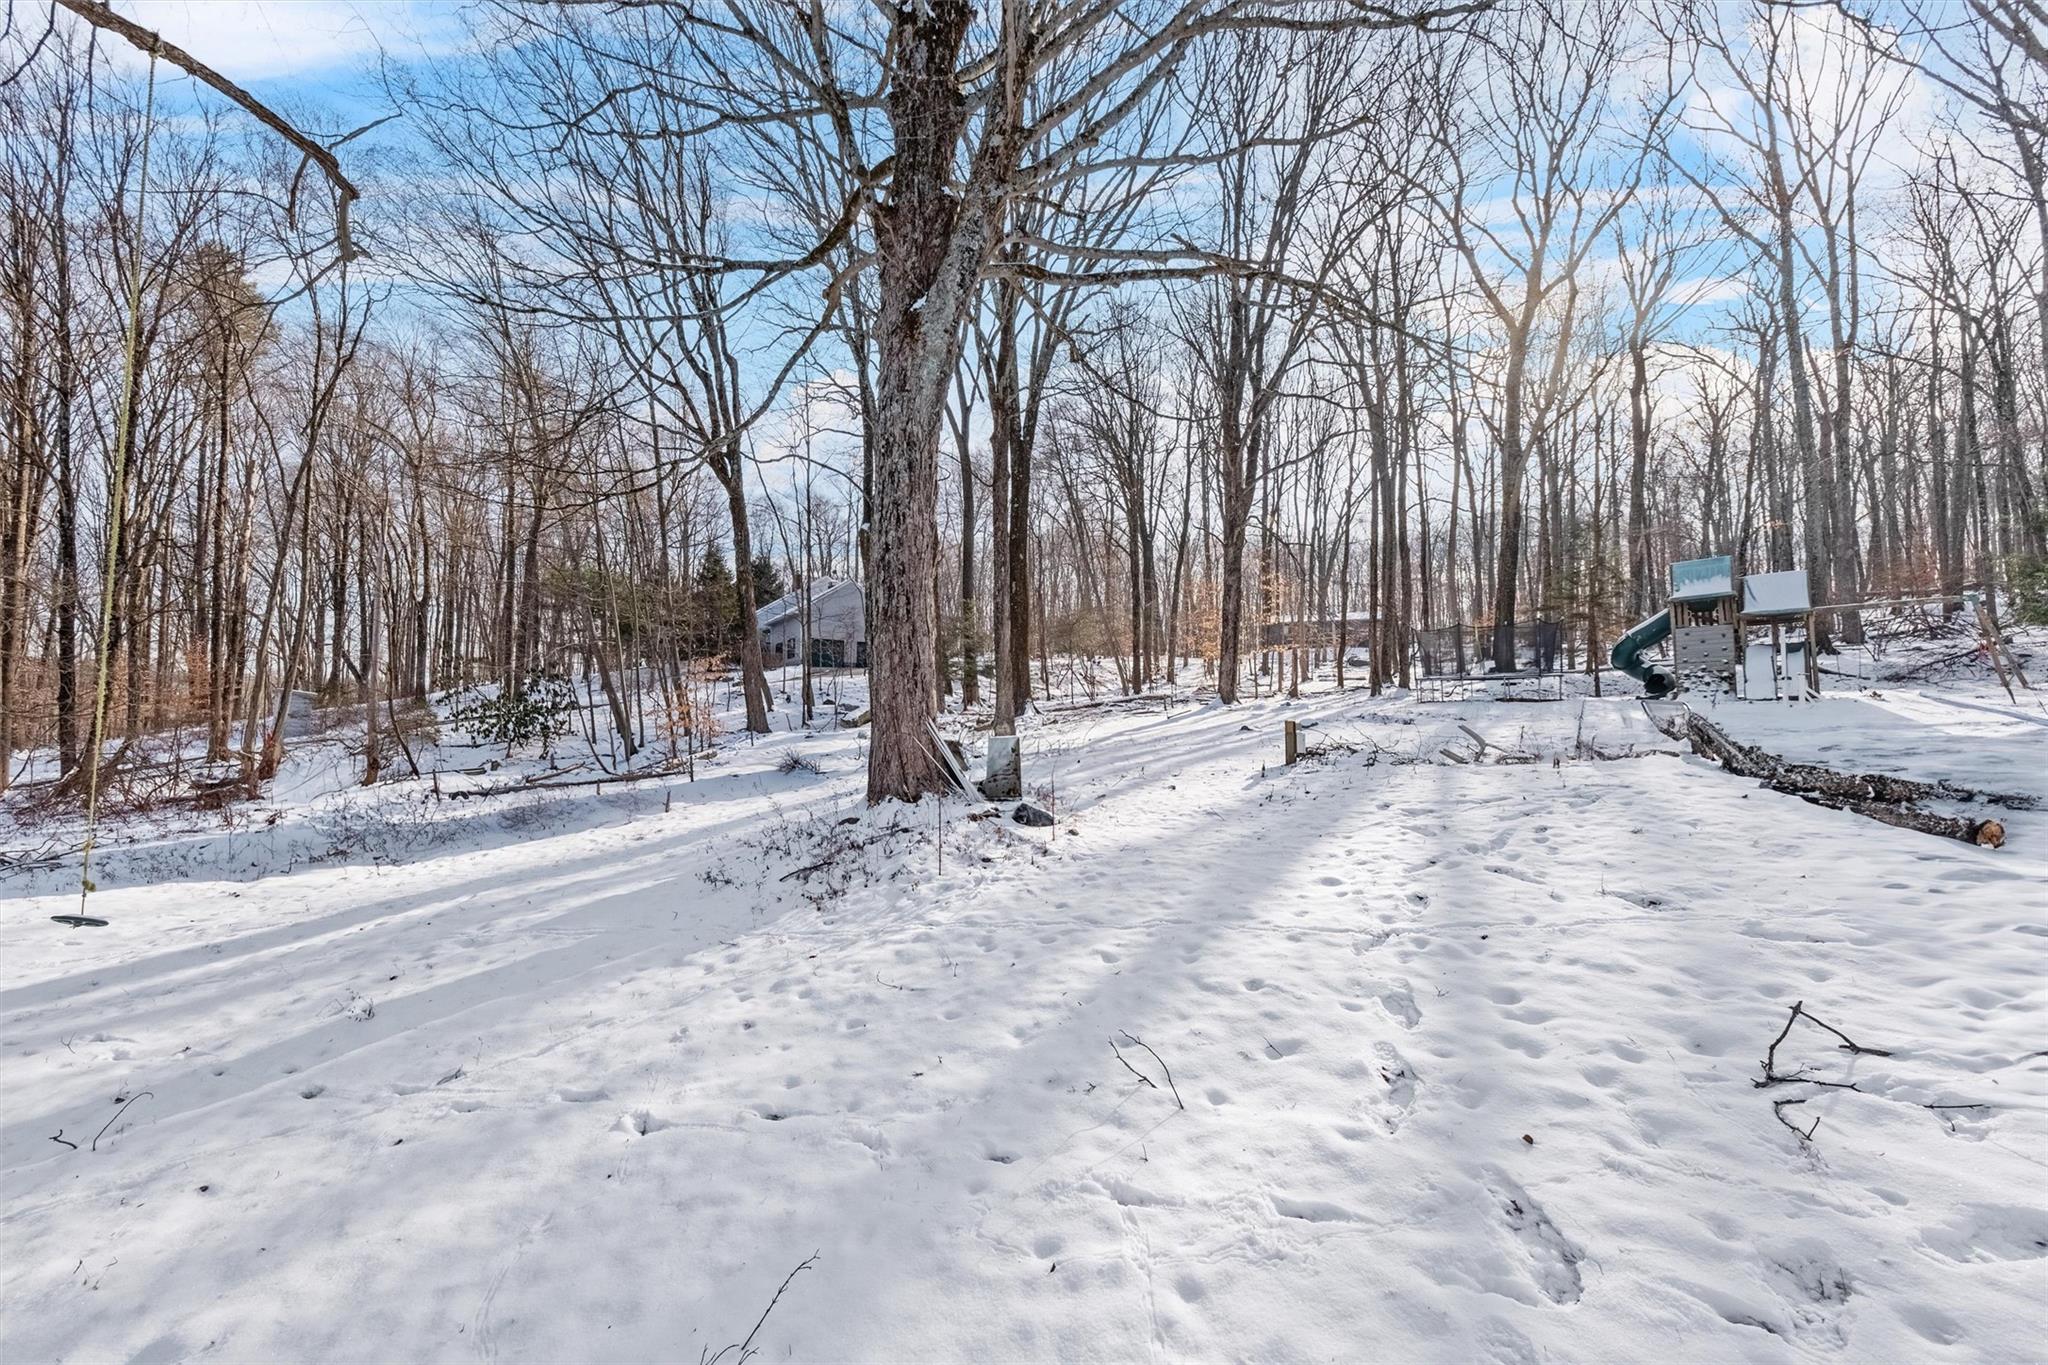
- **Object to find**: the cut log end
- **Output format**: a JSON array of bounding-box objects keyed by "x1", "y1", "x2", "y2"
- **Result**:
[{"x1": 1973, "y1": 820, "x2": 2006, "y2": 849}]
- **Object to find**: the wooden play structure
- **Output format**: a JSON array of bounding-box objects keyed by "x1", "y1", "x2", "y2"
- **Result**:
[
  {"x1": 1737, "y1": 570, "x2": 1819, "y2": 700},
  {"x1": 1613, "y1": 556, "x2": 1818, "y2": 700}
]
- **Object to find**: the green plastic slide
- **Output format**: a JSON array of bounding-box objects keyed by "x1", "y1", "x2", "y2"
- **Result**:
[{"x1": 1612, "y1": 608, "x2": 1675, "y2": 697}]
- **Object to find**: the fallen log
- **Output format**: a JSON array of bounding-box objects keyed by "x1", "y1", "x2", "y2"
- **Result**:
[
  {"x1": 1654, "y1": 709, "x2": 2027, "y2": 848},
  {"x1": 445, "y1": 766, "x2": 683, "y2": 800}
]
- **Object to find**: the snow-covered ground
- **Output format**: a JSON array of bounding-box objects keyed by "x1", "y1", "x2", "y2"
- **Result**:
[{"x1": 3, "y1": 658, "x2": 2045, "y2": 1362}]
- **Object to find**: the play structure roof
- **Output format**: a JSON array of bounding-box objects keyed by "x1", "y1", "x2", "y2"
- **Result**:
[
  {"x1": 1669, "y1": 555, "x2": 1735, "y2": 602},
  {"x1": 1742, "y1": 569, "x2": 1811, "y2": 617}
]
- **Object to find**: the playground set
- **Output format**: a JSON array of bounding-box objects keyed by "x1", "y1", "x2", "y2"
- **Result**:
[
  {"x1": 1410, "y1": 551, "x2": 2028, "y2": 704},
  {"x1": 1414, "y1": 555, "x2": 1821, "y2": 702},
  {"x1": 1612, "y1": 555, "x2": 1818, "y2": 700}
]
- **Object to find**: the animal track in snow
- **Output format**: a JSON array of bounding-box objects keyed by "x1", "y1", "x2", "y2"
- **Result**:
[
  {"x1": 1370, "y1": 1042, "x2": 1419, "y2": 1132},
  {"x1": 1918, "y1": 1204, "x2": 2048, "y2": 1263},
  {"x1": 1272, "y1": 1195, "x2": 1361, "y2": 1223},
  {"x1": 1761, "y1": 1247, "x2": 1854, "y2": 1346},
  {"x1": 614, "y1": 1109, "x2": 672, "y2": 1136},
  {"x1": 1378, "y1": 982, "x2": 1421, "y2": 1028},
  {"x1": 1486, "y1": 1170, "x2": 1583, "y2": 1305}
]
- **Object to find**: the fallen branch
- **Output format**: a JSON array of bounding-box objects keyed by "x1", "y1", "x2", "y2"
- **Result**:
[
  {"x1": 1754, "y1": 1002, "x2": 1990, "y2": 1146},
  {"x1": 1654, "y1": 709, "x2": 2027, "y2": 847},
  {"x1": 1757, "y1": 1001, "x2": 1892, "y2": 1090},
  {"x1": 1457, "y1": 723, "x2": 1536, "y2": 763},
  {"x1": 874, "y1": 972, "x2": 925, "y2": 993},
  {"x1": 446, "y1": 766, "x2": 682, "y2": 800},
  {"x1": 778, "y1": 828, "x2": 898, "y2": 882}
]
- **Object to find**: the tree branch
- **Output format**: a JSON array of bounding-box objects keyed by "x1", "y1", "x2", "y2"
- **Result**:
[{"x1": 53, "y1": 0, "x2": 368, "y2": 259}]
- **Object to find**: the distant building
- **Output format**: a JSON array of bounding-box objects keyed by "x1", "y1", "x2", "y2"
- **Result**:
[
  {"x1": 757, "y1": 578, "x2": 867, "y2": 668},
  {"x1": 1258, "y1": 615, "x2": 1375, "y2": 648}
]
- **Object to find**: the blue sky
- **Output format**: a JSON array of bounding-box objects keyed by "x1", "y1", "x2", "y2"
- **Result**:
[
  {"x1": 84, "y1": 0, "x2": 1996, "y2": 438},
  {"x1": 111, "y1": 0, "x2": 452, "y2": 122}
]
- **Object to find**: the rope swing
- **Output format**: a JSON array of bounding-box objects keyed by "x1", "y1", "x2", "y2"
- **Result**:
[{"x1": 61, "y1": 43, "x2": 159, "y2": 929}]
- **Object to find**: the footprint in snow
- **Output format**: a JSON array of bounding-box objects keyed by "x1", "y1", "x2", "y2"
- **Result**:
[
  {"x1": 1483, "y1": 1169, "x2": 1583, "y2": 1305},
  {"x1": 1371, "y1": 1041, "x2": 1419, "y2": 1132},
  {"x1": 614, "y1": 1109, "x2": 671, "y2": 1136},
  {"x1": 1378, "y1": 982, "x2": 1421, "y2": 1028},
  {"x1": 1917, "y1": 1204, "x2": 2048, "y2": 1263},
  {"x1": 1272, "y1": 1195, "x2": 1361, "y2": 1223},
  {"x1": 1473, "y1": 1318, "x2": 1540, "y2": 1364}
]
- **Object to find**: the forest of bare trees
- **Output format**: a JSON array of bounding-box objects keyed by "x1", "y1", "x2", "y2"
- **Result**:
[{"x1": 2, "y1": 0, "x2": 2043, "y2": 806}]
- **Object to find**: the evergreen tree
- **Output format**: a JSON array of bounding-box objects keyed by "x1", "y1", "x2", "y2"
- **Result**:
[
  {"x1": 751, "y1": 555, "x2": 788, "y2": 614},
  {"x1": 693, "y1": 549, "x2": 736, "y2": 654}
]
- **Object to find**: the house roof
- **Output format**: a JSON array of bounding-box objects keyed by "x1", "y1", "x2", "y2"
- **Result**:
[{"x1": 757, "y1": 578, "x2": 859, "y2": 630}]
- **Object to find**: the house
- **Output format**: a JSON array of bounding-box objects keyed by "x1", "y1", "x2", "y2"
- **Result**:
[
  {"x1": 1258, "y1": 614, "x2": 1376, "y2": 648},
  {"x1": 757, "y1": 578, "x2": 867, "y2": 668}
]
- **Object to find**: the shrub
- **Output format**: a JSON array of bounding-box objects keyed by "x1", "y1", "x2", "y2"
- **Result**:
[{"x1": 442, "y1": 675, "x2": 577, "y2": 751}]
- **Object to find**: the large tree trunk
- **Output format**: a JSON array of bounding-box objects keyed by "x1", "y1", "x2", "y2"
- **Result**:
[
  {"x1": 867, "y1": 326, "x2": 949, "y2": 799},
  {"x1": 716, "y1": 453, "x2": 772, "y2": 733},
  {"x1": 1004, "y1": 411, "x2": 1032, "y2": 721},
  {"x1": 988, "y1": 301, "x2": 1016, "y2": 734},
  {"x1": 955, "y1": 386, "x2": 979, "y2": 708},
  {"x1": 1215, "y1": 325, "x2": 1256, "y2": 704},
  {"x1": 1216, "y1": 462, "x2": 1253, "y2": 702},
  {"x1": 863, "y1": 0, "x2": 987, "y2": 802},
  {"x1": 1490, "y1": 344, "x2": 1530, "y2": 672},
  {"x1": 1627, "y1": 340, "x2": 1652, "y2": 614},
  {"x1": 1767, "y1": 139, "x2": 1829, "y2": 638},
  {"x1": 53, "y1": 399, "x2": 81, "y2": 776}
]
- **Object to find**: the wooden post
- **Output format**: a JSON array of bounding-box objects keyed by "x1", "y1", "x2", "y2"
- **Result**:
[
  {"x1": 1284, "y1": 720, "x2": 1299, "y2": 766},
  {"x1": 1973, "y1": 593, "x2": 2029, "y2": 698},
  {"x1": 1804, "y1": 612, "x2": 1820, "y2": 695}
]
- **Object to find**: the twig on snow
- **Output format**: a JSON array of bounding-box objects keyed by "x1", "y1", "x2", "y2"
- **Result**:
[
  {"x1": 1110, "y1": 1037, "x2": 1157, "y2": 1092},
  {"x1": 1774, "y1": 1096, "x2": 1821, "y2": 1143},
  {"x1": 1758, "y1": 1001, "x2": 1892, "y2": 1090},
  {"x1": 49, "y1": 1130, "x2": 77, "y2": 1150},
  {"x1": 92, "y1": 1090, "x2": 154, "y2": 1151},
  {"x1": 1756, "y1": 1002, "x2": 1990, "y2": 1145},
  {"x1": 701, "y1": 1251, "x2": 820, "y2": 1365},
  {"x1": 1110, "y1": 1031, "x2": 1184, "y2": 1110},
  {"x1": 1795, "y1": 1005, "x2": 1894, "y2": 1058},
  {"x1": 874, "y1": 972, "x2": 925, "y2": 993}
]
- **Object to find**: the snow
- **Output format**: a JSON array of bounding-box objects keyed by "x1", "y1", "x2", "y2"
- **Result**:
[
  {"x1": 1742, "y1": 569, "x2": 1812, "y2": 617},
  {"x1": 1668, "y1": 555, "x2": 1736, "y2": 603},
  {"x1": 3, "y1": 665, "x2": 2046, "y2": 1361}
]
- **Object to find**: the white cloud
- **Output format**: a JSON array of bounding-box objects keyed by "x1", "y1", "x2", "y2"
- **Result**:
[
  {"x1": 1670, "y1": 275, "x2": 1750, "y2": 309},
  {"x1": 106, "y1": 1, "x2": 452, "y2": 81}
]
